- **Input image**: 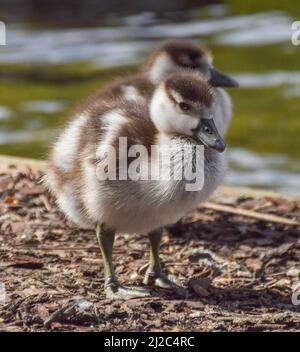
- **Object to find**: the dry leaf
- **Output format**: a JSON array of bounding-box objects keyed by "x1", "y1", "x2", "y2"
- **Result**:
[
  {"x1": 245, "y1": 258, "x2": 263, "y2": 272},
  {"x1": 37, "y1": 305, "x2": 50, "y2": 321},
  {"x1": 189, "y1": 278, "x2": 211, "y2": 297},
  {"x1": 19, "y1": 185, "x2": 45, "y2": 195}
]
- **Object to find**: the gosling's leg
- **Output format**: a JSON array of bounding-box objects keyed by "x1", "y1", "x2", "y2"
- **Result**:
[
  {"x1": 143, "y1": 228, "x2": 186, "y2": 296},
  {"x1": 96, "y1": 223, "x2": 150, "y2": 300}
]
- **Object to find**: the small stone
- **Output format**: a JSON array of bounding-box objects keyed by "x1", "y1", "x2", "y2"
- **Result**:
[{"x1": 287, "y1": 267, "x2": 300, "y2": 277}]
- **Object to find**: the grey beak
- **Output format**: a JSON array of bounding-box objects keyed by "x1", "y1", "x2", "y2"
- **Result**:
[
  {"x1": 209, "y1": 68, "x2": 239, "y2": 88},
  {"x1": 193, "y1": 118, "x2": 226, "y2": 153}
]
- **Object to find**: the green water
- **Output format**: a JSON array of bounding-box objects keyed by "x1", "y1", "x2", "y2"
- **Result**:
[
  {"x1": 0, "y1": 0, "x2": 299, "y2": 192},
  {"x1": 0, "y1": 63, "x2": 135, "y2": 158}
]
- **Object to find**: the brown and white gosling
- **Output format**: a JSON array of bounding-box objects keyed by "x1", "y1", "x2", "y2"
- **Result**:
[
  {"x1": 45, "y1": 72, "x2": 226, "y2": 299},
  {"x1": 80, "y1": 40, "x2": 238, "y2": 137}
]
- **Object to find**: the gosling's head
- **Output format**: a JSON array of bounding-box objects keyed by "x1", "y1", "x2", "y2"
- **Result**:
[
  {"x1": 147, "y1": 40, "x2": 238, "y2": 88},
  {"x1": 150, "y1": 72, "x2": 226, "y2": 152}
]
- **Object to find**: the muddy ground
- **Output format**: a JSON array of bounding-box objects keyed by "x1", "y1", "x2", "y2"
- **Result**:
[{"x1": 0, "y1": 168, "x2": 300, "y2": 332}]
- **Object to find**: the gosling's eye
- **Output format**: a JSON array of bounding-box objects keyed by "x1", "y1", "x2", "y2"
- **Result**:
[{"x1": 179, "y1": 102, "x2": 190, "y2": 111}]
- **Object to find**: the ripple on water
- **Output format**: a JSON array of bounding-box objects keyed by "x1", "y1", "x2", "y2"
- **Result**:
[
  {"x1": 233, "y1": 72, "x2": 300, "y2": 89},
  {"x1": 226, "y1": 148, "x2": 300, "y2": 196},
  {"x1": 21, "y1": 100, "x2": 66, "y2": 114},
  {"x1": 216, "y1": 12, "x2": 292, "y2": 46},
  {"x1": 0, "y1": 11, "x2": 294, "y2": 66},
  {"x1": 0, "y1": 106, "x2": 11, "y2": 120}
]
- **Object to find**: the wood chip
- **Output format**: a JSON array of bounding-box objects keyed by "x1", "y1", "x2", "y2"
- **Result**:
[{"x1": 9, "y1": 254, "x2": 44, "y2": 269}]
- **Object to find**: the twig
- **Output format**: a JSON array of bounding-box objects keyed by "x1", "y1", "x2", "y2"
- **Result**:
[
  {"x1": 7, "y1": 244, "x2": 146, "y2": 255},
  {"x1": 202, "y1": 202, "x2": 300, "y2": 226}
]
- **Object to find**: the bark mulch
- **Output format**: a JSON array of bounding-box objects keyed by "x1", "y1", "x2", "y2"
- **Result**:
[{"x1": 0, "y1": 169, "x2": 300, "y2": 332}]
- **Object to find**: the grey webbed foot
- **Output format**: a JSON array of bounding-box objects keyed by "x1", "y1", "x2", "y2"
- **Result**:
[
  {"x1": 106, "y1": 281, "x2": 150, "y2": 300},
  {"x1": 143, "y1": 270, "x2": 186, "y2": 297}
]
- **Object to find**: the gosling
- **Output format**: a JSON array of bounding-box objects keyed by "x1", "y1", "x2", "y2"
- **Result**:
[{"x1": 46, "y1": 72, "x2": 226, "y2": 299}]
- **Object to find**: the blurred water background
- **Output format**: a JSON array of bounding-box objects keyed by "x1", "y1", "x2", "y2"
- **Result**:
[{"x1": 0, "y1": 0, "x2": 299, "y2": 195}]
